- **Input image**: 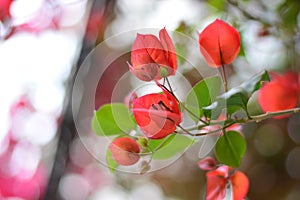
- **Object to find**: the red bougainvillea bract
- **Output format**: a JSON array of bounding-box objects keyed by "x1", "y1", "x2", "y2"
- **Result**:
[
  {"x1": 109, "y1": 137, "x2": 140, "y2": 166},
  {"x1": 199, "y1": 19, "x2": 240, "y2": 68},
  {"x1": 206, "y1": 165, "x2": 249, "y2": 200},
  {"x1": 128, "y1": 27, "x2": 177, "y2": 81},
  {"x1": 132, "y1": 84, "x2": 182, "y2": 139}
]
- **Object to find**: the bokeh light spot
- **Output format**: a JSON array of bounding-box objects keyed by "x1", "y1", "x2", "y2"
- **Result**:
[
  {"x1": 288, "y1": 114, "x2": 300, "y2": 144},
  {"x1": 254, "y1": 124, "x2": 284, "y2": 156},
  {"x1": 286, "y1": 147, "x2": 300, "y2": 179},
  {"x1": 248, "y1": 163, "x2": 277, "y2": 194}
]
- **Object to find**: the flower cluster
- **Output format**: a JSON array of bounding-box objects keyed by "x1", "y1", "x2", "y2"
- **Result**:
[
  {"x1": 103, "y1": 20, "x2": 245, "y2": 198},
  {"x1": 109, "y1": 27, "x2": 183, "y2": 165},
  {"x1": 93, "y1": 18, "x2": 300, "y2": 200},
  {"x1": 127, "y1": 19, "x2": 241, "y2": 141}
]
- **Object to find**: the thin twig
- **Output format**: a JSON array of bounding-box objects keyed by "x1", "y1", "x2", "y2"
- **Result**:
[
  {"x1": 161, "y1": 78, "x2": 209, "y2": 126},
  {"x1": 180, "y1": 103, "x2": 209, "y2": 125},
  {"x1": 182, "y1": 119, "x2": 230, "y2": 132},
  {"x1": 220, "y1": 58, "x2": 229, "y2": 119},
  {"x1": 221, "y1": 63, "x2": 228, "y2": 92},
  {"x1": 177, "y1": 121, "x2": 235, "y2": 137},
  {"x1": 165, "y1": 77, "x2": 174, "y2": 94},
  {"x1": 237, "y1": 107, "x2": 300, "y2": 123},
  {"x1": 177, "y1": 107, "x2": 300, "y2": 135},
  {"x1": 177, "y1": 125, "x2": 194, "y2": 136}
]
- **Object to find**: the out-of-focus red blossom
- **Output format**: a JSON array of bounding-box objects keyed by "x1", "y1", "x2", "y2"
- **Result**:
[
  {"x1": 206, "y1": 165, "x2": 249, "y2": 200},
  {"x1": 0, "y1": 163, "x2": 47, "y2": 199},
  {"x1": 82, "y1": 164, "x2": 111, "y2": 191},
  {"x1": 199, "y1": 19, "x2": 240, "y2": 68},
  {"x1": 198, "y1": 157, "x2": 217, "y2": 171},
  {"x1": 0, "y1": 94, "x2": 50, "y2": 199},
  {"x1": 109, "y1": 137, "x2": 140, "y2": 166},
  {"x1": 270, "y1": 72, "x2": 300, "y2": 92},
  {"x1": 132, "y1": 84, "x2": 182, "y2": 139},
  {"x1": 128, "y1": 27, "x2": 177, "y2": 81},
  {"x1": 0, "y1": 0, "x2": 12, "y2": 21},
  {"x1": 8, "y1": 94, "x2": 36, "y2": 142},
  {"x1": 9, "y1": 95, "x2": 35, "y2": 117},
  {"x1": 258, "y1": 72, "x2": 300, "y2": 119},
  {"x1": 13, "y1": 2, "x2": 61, "y2": 34}
]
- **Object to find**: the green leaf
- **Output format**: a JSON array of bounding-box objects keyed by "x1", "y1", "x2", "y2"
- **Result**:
[
  {"x1": 208, "y1": 0, "x2": 225, "y2": 11},
  {"x1": 219, "y1": 88, "x2": 248, "y2": 115},
  {"x1": 148, "y1": 134, "x2": 176, "y2": 150},
  {"x1": 238, "y1": 34, "x2": 246, "y2": 57},
  {"x1": 215, "y1": 130, "x2": 247, "y2": 167},
  {"x1": 204, "y1": 70, "x2": 270, "y2": 117},
  {"x1": 137, "y1": 137, "x2": 149, "y2": 149},
  {"x1": 176, "y1": 44, "x2": 188, "y2": 65},
  {"x1": 92, "y1": 103, "x2": 136, "y2": 136},
  {"x1": 175, "y1": 21, "x2": 194, "y2": 35},
  {"x1": 151, "y1": 134, "x2": 194, "y2": 159},
  {"x1": 247, "y1": 91, "x2": 264, "y2": 116},
  {"x1": 106, "y1": 149, "x2": 118, "y2": 173},
  {"x1": 239, "y1": 70, "x2": 270, "y2": 96},
  {"x1": 185, "y1": 76, "x2": 222, "y2": 121},
  {"x1": 91, "y1": 113, "x2": 102, "y2": 135},
  {"x1": 278, "y1": 0, "x2": 300, "y2": 29}
]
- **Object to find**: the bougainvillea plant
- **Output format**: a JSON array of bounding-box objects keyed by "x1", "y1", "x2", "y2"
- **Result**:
[{"x1": 92, "y1": 19, "x2": 300, "y2": 199}]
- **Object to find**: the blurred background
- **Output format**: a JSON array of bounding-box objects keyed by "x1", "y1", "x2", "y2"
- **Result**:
[{"x1": 1, "y1": 0, "x2": 300, "y2": 199}]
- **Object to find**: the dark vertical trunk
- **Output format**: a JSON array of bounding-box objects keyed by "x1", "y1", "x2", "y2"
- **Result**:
[{"x1": 43, "y1": 0, "x2": 115, "y2": 199}]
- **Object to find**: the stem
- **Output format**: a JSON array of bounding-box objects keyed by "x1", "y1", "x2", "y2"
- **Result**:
[
  {"x1": 221, "y1": 63, "x2": 228, "y2": 92},
  {"x1": 161, "y1": 78, "x2": 209, "y2": 126},
  {"x1": 181, "y1": 119, "x2": 230, "y2": 133},
  {"x1": 220, "y1": 62, "x2": 231, "y2": 120},
  {"x1": 177, "y1": 125, "x2": 194, "y2": 136},
  {"x1": 165, "y1": 77, "x2": 174, "y2": 94},
  {"x1": 177, "y1": 121, "x2": 235, "y2": 137},
  {"x1": 139, "y1": 152, "x2": 153, "y2": 156},
  {"x1": 237, "y1": 107, "x2": 300, "y2": 123},
  {"x1": 180, "y1": 103, "x2": 209, "y2": 125},
  {"x1": 218, "y1": 36, "x2": 228, "y2": 93}
]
